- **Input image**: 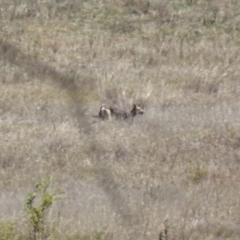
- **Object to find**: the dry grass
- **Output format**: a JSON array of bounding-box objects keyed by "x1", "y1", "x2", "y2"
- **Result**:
[{"x1": 1, "y1": 0, "x2": 240, "y2": 239}]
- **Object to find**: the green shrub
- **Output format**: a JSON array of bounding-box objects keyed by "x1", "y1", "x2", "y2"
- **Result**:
[
  {"x1": 25, "y1": 175, "x2": 63, "y2": 240},
  {"x1": 0, "y1": 221, "x2": 15, "y2": 240}
]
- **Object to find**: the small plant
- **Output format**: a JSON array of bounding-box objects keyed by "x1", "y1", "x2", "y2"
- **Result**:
[
  {"x1": 159, "y1": 219, "x2": 169, "y2": 240},
  {"x1": 0, "y1": 221, "x2": 15, "y2": 240},
  {"x1": 25, "y1": 175, "x2": 63, "y2": 240},
  {"x1": 189, "y1": 167, "x2": 208, "y2": 182},
  {"x1": 186, "y1": 157, "x2": 208, "y2": 183}
]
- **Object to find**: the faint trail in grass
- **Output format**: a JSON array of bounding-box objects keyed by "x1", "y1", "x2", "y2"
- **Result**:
[{"x1": 0, "y1": 38, "x2": 136, "y2": 234}]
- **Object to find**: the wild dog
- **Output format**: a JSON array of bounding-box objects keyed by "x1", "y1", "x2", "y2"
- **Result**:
[{"x1": 98, "y1": 104, "x2": 144, "y2": 120}]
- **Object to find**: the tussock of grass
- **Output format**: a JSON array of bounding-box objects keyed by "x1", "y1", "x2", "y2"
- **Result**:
[{"x1": 1, "y1": 0, "x2": 240, "y2": 239}]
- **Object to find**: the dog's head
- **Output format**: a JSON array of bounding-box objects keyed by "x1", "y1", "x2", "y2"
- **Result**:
[{"x1": 131, "y1": 104, "x2": 145, "y2": 116}]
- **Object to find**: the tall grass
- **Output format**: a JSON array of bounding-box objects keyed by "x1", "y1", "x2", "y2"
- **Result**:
[{"x1": 1, "y1": 0, "x2": 240, "y2": 239}]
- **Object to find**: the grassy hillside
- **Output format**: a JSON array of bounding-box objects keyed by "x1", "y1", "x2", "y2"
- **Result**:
[{"x1": 1, "y1": 0, "x2": 240, "y2": 239}]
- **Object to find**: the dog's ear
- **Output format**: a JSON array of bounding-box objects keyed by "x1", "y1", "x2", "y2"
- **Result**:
[
  {"x1": 99, "y1": 106, "x2": 104, "y2": 116},
  {"x1": 131, "y1": 104, "x2": 137, "y2": 116}
]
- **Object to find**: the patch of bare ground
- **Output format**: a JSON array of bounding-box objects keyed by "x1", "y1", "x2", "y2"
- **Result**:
[{"x1": 1, "y1": 0, "x2": 240, "y2": 239}]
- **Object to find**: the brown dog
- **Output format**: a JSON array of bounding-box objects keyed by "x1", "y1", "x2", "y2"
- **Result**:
[{"x1": 98, "y1": 104, "x2": 144, "y2": 120}]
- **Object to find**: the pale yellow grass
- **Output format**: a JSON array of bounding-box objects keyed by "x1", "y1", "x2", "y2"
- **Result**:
[{"x1": 1, "y1": 0, "x2": 240, "y2": 239}]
